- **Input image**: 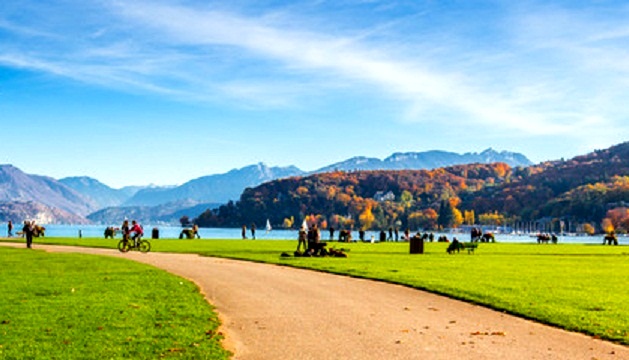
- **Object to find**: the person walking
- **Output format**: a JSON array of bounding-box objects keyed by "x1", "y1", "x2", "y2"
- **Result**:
[
  {"x1": 22, "y1": 220, "x2": 34, "y2": 248},
  {"x1": 7, "y1": 220, "x2": 13, "y2": 237}
]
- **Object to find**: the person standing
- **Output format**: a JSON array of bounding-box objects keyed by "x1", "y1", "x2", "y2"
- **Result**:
[
  {"x1": 251, "y1": 223, "x2": 256, "y2": 240},
  {"x1": 329, "y1": 227, "x2": 335, "y2": 241},
  {"x1": 22, "y1": 220, "x2": 33, "y2": 249},
  {"x1": 7, "y1": 220, "x2": 13, "y2": 237},
  {"x1": 297, "y1": 228, "x2": 307, "y2": 252},
  {"x1": 241, "y1": 225, "x2": 247, "y2": 239},
  {"x1": 121, "y1": 220, "x2": 130, "y2": 242}
]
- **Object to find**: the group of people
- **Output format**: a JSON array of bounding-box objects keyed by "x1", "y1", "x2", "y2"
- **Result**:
[
  {"x1": 297, "y1": 224, "x2": 327, "y2": 256},
  {"x1": 103, "y1": 220, "x2": 145, "y2": 243},
  {"x1": 121, "y1": 219, "x2": 144, "y2": 246},
  {"x1": 241, "y1": 224, "x2": 256, "y2": 239},
  {"x1": 5, "y1": 220, "x2": 42, "y2": 249},
  {"x1": 317, "y1": 227, "x2": 430, "y2": 243}
]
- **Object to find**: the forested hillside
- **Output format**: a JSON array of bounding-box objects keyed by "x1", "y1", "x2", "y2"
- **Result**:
[
  {"x1": 196, "y1": 142, "x2": 629, "y2": 234},
  {"x1": 196, "y1": 163, "x2": 512, "y2": 229}
]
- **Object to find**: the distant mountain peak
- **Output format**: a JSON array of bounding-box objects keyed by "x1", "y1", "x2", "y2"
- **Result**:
[{"x1": 316, "y1": 148, "x2": 531, "y2": 173}]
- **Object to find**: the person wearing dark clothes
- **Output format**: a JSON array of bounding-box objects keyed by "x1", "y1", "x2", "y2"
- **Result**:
[
  {"x1": 23, "y1": 220, "x2": 33, "y2": 248},
  {"x1": 404, "y1": 228, "x2": 410, "y2": 241},
  {"x1": 379, "y1": 230, "x2": 386, "y2": 242},
  {"x1": 7, "y1": 220, "x2": 13, "y2": 237},
  {"x1": 359, "y1": 229, "x2": 366, "y2": 242},
  {"x1": 394, "y1": 228, "x2": 399, "y2": 241},
  {"x1": 329, "y1": 227, "x2": 335, "y2": 241},
  {"x1": 251, "y1": 223, "x2": 256, "y2": 239},
  {"x1": 121, "y1": 220, "x2": 130, "y2": 241},
  {"x1": 388, "y1": 227, "x2": 393, "y2": 241},
  {"x1": 242, "y1": 225, "x2": 247, "y2": 239}
]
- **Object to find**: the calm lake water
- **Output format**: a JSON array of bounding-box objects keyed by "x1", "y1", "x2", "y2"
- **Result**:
[{"x1": 3, "y1": 223, "x2": 625, "y2": 245}]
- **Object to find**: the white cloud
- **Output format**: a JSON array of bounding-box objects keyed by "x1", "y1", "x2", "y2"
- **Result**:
[
  {"x1": 2, "y1": 0, "x2": 628, "y2": 141},
  {"x1": 109, "y1": 1, "x2": 586, "y2": 135}
]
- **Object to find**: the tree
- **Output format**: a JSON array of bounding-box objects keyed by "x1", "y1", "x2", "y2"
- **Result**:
[
  {"x1": 452, "y1": 207, "x2": 464, "y2": 228},
  {"x1": 282, "y1": 216, "x2": 294, "y2": 229},
  {"x1": 601, "y1": 218, "x2": 615, "y2": 234},
  {"x1": 408, "y1": 209, "x2": 438, "y2": 230},
  {"x1": 582, "y1": 223, "x2": 595, "y2": 235},
  {"x1": 605, "y1": 207, "x2": 629, "y2": 233},
  {"x1": 463, "y1": 210, "x2": 475, "y2": 225},
  {"x1": 358, "y1": 206, "x2": 375, "y2": 230},
  {"x1": 437, "y1": 200, "x2": 453, "y2": 229},
  {"x1": 400, "y1": 190, "x2": 414, "y2": 208},
  {"x1": 478, "y1": 212, "x2": 505, "y2": 226}
]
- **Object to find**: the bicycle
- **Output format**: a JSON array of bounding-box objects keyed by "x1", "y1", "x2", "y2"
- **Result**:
[{"x1": 117, "y1": 235, "x2": 151, "y2": 253}]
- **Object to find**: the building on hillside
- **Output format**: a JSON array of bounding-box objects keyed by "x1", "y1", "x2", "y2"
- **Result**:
[{"x1": 373, "y1": 191, "x2": 395, "y2": 202}]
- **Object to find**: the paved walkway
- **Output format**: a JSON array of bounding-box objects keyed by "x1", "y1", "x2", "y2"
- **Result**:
[{"x1": 2, "y1": 242, "x2": 627, "y2": 359}]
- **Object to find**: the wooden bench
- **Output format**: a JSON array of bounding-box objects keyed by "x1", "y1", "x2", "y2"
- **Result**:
[
  {"x1": 447, "y1": 242, "x2": 478, "y2": 254},
  {"x1": 462, "y1": 242, "x2": 478, "y2": 254}
]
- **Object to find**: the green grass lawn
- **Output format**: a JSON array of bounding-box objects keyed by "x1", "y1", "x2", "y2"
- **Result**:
[
  {"x1": 2, "y1": 236, "x2": 628, "y2": 345},
  {"x1": 0, "y1": 246, "x2": 231, "y2": 359}
]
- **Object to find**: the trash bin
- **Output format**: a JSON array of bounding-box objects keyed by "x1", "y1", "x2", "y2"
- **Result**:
[
  {"x1": 152, "y1": 227, "x2": 159, "y2": 239},
  {"x1": 410, "y1": 236, "x2": 424, "y2": 254}
]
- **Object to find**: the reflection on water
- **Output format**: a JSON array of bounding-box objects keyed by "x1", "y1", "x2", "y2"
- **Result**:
[{"x1": 5, "y1": 224, "x2": 623, "y2": 245}]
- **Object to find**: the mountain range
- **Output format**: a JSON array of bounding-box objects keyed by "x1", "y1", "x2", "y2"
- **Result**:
[
  {"x1": 316, "y1": 148, "x2": 531, "y2": 172},
  {"x1": 0, "y1": 148, "x2": 532, "y2": 224},
  {"x1": 198, "y1": 141, "x2": 629, "y2": 231}
]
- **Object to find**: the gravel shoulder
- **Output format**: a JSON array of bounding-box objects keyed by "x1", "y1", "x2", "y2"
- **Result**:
[{"x1": 2, "y1": 242, "x2": 627, "y2": 360}]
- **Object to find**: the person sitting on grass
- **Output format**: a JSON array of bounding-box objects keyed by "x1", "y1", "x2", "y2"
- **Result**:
[{"x1": 447, "y1": 237, "x2": 462, "y2": 254}]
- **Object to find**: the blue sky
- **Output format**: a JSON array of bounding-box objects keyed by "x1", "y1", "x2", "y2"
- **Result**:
[{"x1": 1, "y1": 0, "x2": 628, "y2": 188}]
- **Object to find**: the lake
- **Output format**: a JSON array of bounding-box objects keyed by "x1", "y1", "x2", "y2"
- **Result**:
[{"x1": 5, "y1": 223, "x2": 624, "y2": 245}]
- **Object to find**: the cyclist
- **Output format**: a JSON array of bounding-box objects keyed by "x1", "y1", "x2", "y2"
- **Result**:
[{"x1": 129, "y1": 220, "x2": 144, "y2": 247}]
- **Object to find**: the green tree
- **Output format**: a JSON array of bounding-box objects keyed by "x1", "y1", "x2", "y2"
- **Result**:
[
  {"x1": 437, "y1": 200, "x2": 454, "y2": 229},
  {"x1": 400, "y1": 190, "x2": 414, "y2": 208}
]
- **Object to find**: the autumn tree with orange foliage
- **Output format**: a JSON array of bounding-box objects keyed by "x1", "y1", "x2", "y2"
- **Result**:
[{"x1": 603, "y1": 207, "x2": 629, "y2": 233}]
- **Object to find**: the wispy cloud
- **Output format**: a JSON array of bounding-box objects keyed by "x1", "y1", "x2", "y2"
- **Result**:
[
  {"x1": 2, "y1": 0, "x2": 628, "y2": 140},
  {"x1": 101, "y1": 2, "x2": 539, "y2": 132}
]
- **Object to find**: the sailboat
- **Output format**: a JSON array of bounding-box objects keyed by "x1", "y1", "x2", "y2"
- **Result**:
[{"x1": 265, "y1": 219, "x2": 272, "y2": 233}]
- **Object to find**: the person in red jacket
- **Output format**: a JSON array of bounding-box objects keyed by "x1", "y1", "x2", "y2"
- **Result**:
[{"x1": 130, "y1": 220, "x2": 144, "y2": 246}]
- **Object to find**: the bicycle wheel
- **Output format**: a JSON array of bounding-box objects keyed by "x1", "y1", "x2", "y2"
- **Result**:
[
  {"x1": 138, "y1": 240, "x2": 151, "y2": 253},
  {"x1": 117, "y1": 240, "x2": 130, "y2": 253}
]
